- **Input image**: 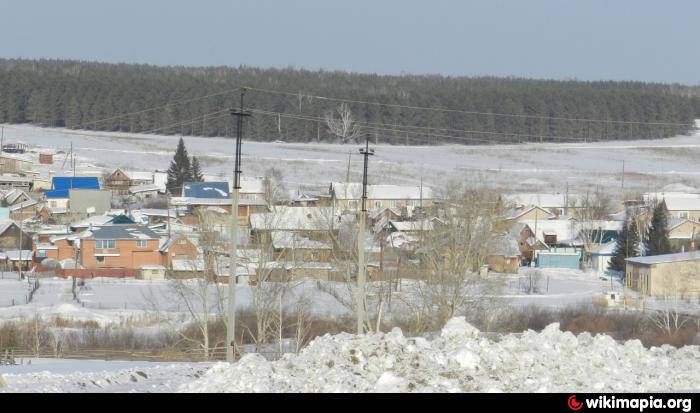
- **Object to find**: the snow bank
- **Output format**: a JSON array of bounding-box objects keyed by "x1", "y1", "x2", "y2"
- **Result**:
[{"x1": 180, "y1": 317, "x2": 700, "y2": 393}]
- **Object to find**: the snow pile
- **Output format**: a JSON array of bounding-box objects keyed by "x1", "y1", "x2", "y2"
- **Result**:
[{"x1": 180, "y1": 317, "x2": 700, "y2": 393}]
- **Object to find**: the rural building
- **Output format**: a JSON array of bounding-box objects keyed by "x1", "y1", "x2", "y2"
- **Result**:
[
  {"x1": 503, "y1": 193, "x2": 584, "y2": 217},
  {"x1": 0, "y1": 176, "x2": 33, "y2": 191},
  {"x1": 139, "y1": 264, "x2": 167, "y2": 280},
  {"x1": 129, "y1": 184, "x2": 163, "y2": 201},
  {"x1": 626, "y1": 251, "x2": 700, "y2": 297},
  {"x1": 504, "y1": 205, "x2": 553, "y2": 223},
  {"x1": 587, "y1": 241, "x2": 617, "y2": 276},
  {"x1": 487, "y1": 235, "x2": 521, "y2": 273},
  {"x1": 270, "y1": 231, "x2": 331, "y2": 262},
  {"x1": 2, "y1": 189, "x2": 31, "y2": 206},
  {"x1": 46, "y1": 177, "x2": 101, "y2": 210},
  {"x1": 0, "y1": 221, "x2": 32, "y2": 250},
  {"x1": 329, "y1": 182, "x2": 433, "y2": 212},
  {"x1": 0, "y1": 154, "x2": 33, "y2": 174},
  {"x1": 10, "y1": 199, "x2": 39, "y2": 221},
  {"x1": 160, "y1": 233, "x2": 199, "y2": 268},
  {"x1": 535, "y1": 247, "x2": 582, "y2": 269},
  {"x1": 39, "y1": 153, "x2": 53, "y2": 164},
  {"x1": 68, "y1": 189, "x2": 112, "y2": 215},
  {"x1": 80, "y1": 224, "x2": 161, "y2": 269},
  {"x1": 649, "y1": 195, "x2": 700, "y2": 222},
  {"x1": 667, "y1": 218, "x2": 700, "y2": 251}
]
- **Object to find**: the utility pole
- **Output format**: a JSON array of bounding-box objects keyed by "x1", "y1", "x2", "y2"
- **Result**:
[
  {"x1": 356, "y1": 133, "x2": 374, "y2": 335},
  {"x1": 227, "y1": 88, "x2": 251, "y2": 362},
  {"x1": 621, "y1": 160, "x2": 625, "y2": 191}
]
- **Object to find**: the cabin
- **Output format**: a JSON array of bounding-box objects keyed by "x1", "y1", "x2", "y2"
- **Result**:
[{"x1": 626, "y1": 251, "x2": 700, "y2": 297}]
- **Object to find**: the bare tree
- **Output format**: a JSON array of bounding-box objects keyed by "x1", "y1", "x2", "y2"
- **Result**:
[
  {"x1": 325, "y1": 103, "x2": 361, "y2": 144},
  {"x1": 647, "y1": 275, "x2": 691, "y2": 338},
  {"x1": 407, "y1": 186, "x2": 509, "y2": 330}
]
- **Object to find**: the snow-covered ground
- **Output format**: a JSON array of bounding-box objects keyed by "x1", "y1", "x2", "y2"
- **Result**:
[
  {"x1": 4, "y1": 123, "x2": 700, "y2": 193},
  {"x1": 0, "y1": 276, "x2": 352, "y2": 325},
  {"x1": 3, "y1": 318, "x2": 698, "y2": 392},
  {"x1": 0, "y1": 358, "x2": 212, "y2": 393}
]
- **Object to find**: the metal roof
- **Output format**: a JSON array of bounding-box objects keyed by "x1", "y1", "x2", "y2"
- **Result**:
[
  {"x1": 183, "y1": 182, "x2": 230, "y2": 199},
  {"x1": 626, "y1": 251, "x2": 700, "y2": 265},
  {"x1": 83, "y1": 224, "x2": 159, "y2": 240}
]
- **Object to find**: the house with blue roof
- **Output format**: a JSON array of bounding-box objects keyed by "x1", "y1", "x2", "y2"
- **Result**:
[
  {"x1": 44, "y1": 177, "x2": 101, "y2": 209},
  {"x1": 182, "y1": 182, "x2": 230, "y2": 199}
]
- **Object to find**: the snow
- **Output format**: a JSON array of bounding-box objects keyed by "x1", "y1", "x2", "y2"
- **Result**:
[
  {"x1": 0, "y1": 358, "x2": 213, "y2": 393},
  {"x1": 178, "y1": 319, "x2": 700, "y2": 393},
  {"x1": 5, "y1": 122, "x2": 700, "y2": 194}
]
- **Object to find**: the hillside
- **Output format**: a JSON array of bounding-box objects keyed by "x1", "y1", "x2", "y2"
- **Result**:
[{"x1": 0, "y1": 58, "x2": 698, "y2": 144}]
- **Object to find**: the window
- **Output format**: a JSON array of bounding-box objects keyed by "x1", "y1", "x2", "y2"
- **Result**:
[
  {"x1": 49, "y1": 201, "x2": 57, "y2": 208},
  {"x1": 178, "y1": 239, "x2": 187, "y2": 245},
  {"x1": 136, "y1": 240, "x2": 147, "y2": 248},
  {"x1": 96, "y1": 240, "x2": 116, "y2": 249},
  {"x1": 96, "y1": 256, "x2": 105, "y2": 263},
  {"x1": 679, "y1": 212, "x2": 689, "y2": 219},
  {"x1": 38, "y1": 250, "x2": 46, "y2": 258}
]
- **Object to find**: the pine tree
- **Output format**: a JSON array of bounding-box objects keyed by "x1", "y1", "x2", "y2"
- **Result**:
[
  {"x1": 166, "y1": 137, "x2": 192, "y2": 195},
  {"x1": 608, "y1": 216, "x2": 640, "y2": 272},
  {"x1": 190, "y1": 156, "x2": 204, "y2": 182},
  {"x1": 647, "y1": 201, "x2": 672, "y2": 256}
]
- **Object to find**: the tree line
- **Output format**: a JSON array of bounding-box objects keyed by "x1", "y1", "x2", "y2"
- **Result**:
[{"x1": 0, "y1": 58, "x2": 699, "y2": 145}]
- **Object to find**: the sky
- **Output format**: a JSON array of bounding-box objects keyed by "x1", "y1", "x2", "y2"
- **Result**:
[{"x1": 2, "y1": 0, "x2": 698, "y2": 85}]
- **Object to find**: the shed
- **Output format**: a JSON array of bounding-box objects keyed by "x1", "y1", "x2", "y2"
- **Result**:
[
  {"x1": 536, "y1": 247, "x2": 581, "y2": 269},
  {"x1": 139, "y1": 264, "x2": 166, "y2": 280},
  {"x1": 625, "y1": 251, "x2": 700, "y2": 297}
]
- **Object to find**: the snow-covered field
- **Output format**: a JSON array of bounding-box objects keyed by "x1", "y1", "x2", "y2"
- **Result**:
[
  {"x1": 0, "y1": 276, "x2": 353, "y2": 325},
  {"x1": 2, "y1": 318, "x2": 699, "y2": 393},
  {"x1": 3, "y1": 123, "x2": 700, "y2": 193}
]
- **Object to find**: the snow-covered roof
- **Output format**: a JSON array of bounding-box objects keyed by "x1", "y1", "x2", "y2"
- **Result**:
[
  {"x1": 389, "y1": 219, "x2": 438, "y2": 232},
  {"x1": 129, "y1": 183, "x2": 164, "y2": 194},
  {"x1": 490, "y1": 235, "x2": 521, "y2": 257},
  {"x1": 84, "y1": 224, "x2": 159, "y2": 240},
  {"x1": 503, "y1": 193, "x2": 584, "y2": 209},
  {"x1": 331, "y1": 182, "x2": 433, "y2": 200},
  {"x1": 626, "y1": 251, "x2": 700, "y2": 265},
  {"x1": 133, "y1": 208, "x2": 177, "y2": 218},
  {"x1": 70, "y1": 214, "x2": 113, "y2": 228},
  {"x1": 250, "y1": 206, "x2": 338, "y2": 231},
  {"x1": 139, "y1": 264, "x2": 166, "y2": 270},
  {"x1": 643, "y1": 192, "x2": 700, "y2": 211},
  {"x1": 239, "y1": 177, "x2": 265, "y2": 194},
  {"x1": 4, "y1": 250, "x2": 33, "y2": 260},
  {"x1": 588, "y1": 241, "x2": 617, "y2": 255},
  {"x1": 170, "y1": 197, "x2": 264, "y2": 207},
  {"x1": 9, "y1": 199, "x2": 37, "y2": 211},
  {"x1": 271, "y1": 231, "x2": 331, "y2": 250},
  {"x1": 504, "y1": 205, "x2": 553, "y2": 220},
  {"x1": 519, "y1": 219, "x2": 577, "y2": 244},
  {"x1": 172, "y1": 258, "x2": 207, "y2": 272},
  {"x1": 124, "y1": 170, "x2": 155, "y2": 182}
]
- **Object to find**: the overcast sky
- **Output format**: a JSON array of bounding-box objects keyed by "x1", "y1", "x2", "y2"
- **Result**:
[{"x1": 2, "y1": 0, "x2": 698, "y2": 84}]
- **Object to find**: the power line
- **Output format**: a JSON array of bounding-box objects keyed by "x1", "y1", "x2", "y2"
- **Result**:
[{"x1": 245, "y1": 85, "x2": 693, "y2": 127}]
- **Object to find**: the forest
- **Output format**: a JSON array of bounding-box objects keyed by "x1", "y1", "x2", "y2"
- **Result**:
[{"x1": 0, "y1": 58, "x2": 698, "y2": 145}]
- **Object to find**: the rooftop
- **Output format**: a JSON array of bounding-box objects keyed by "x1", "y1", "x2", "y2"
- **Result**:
[
  {"x1": 626, "y1": 251, "x2": 700, "y2": 265},
  {"x1": 83, "y1": 224, "x2": 160, "y2": 240}
]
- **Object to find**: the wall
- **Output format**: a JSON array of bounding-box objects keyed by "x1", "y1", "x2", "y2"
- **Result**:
[
  {"x1": 81, "y1": 239, "x2": 161, "y2": 269},
  {"x1": 487, "y1": 255, "x2": 519, "y2": 273},
  {"x1": 69, "y1": 189, "x2": 112, "y2": 214}
]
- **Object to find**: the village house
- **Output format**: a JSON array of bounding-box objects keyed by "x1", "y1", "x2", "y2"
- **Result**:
[
  {"x1": 104, "y1": 169, "x2": 160, "y2": 196},
  {"x1": 642, "y1": 194, "x2": 700, "y2": 222},
  {"x1": 626, "y1": 251, "x2": 700, "y2": 297},
  {"x1": 159, "y1": 233, "x2": 199, "y2": 268},
  {"x1": 504, "y1": 205, "x2": 554, "y2": 223},
  {"x1": 667, "y1": 218, "x2": 700, "y2": 251},
  {"x1": 45, "y1": 177, "x2": 101, "y2": 210},
  {"x1": 503, "y1": 193, "x2": 584, "y2": 217},
  {"x1": 68, "y1": 189, "x2": 112, "y2": 216},
  {"x1": 10, "y1": 199, "x2": 39, "y2": 221},
  {"x1": 0, "y1": 221, "x2": 33, "y2": 251},
  {"x1": 80, "y1": 224, "x2": 162, "y2": 269},
  {"x1": 487, "y1": 234, "x2": 521, "y2": 274},
  {"x1": 129, "y1": 183, "x2": 163, "y2": 201},
  {"x1": 0, "y1": 176, "x2": 33, "y2": 191},
  {"x1": 329, "y1": 182, "x2": 433, "y2": 212},
  {"x1": 1, "y1": 189, "x2": 31, "y2": 206},
  {"x1": 0, "y1": 153, "x2": 33, "y2": 175}
]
